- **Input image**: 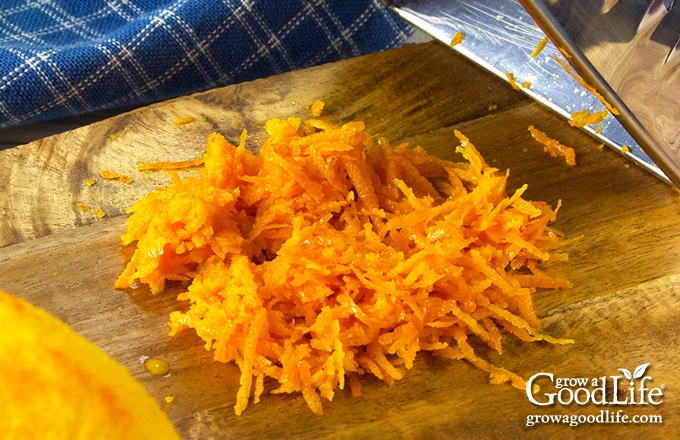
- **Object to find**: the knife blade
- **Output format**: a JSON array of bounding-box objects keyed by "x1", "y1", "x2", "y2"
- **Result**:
[
  {"x1": 386, "y1": 0, "x2": 676, "y2": 186},
  {"x1": 520, "y1": 0, "x2": 680, "y2": 187}
]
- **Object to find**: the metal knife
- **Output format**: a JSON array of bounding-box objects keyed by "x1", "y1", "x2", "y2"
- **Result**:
[{"x1": 387, "y1": 0, "x2": 679, "y2": 187}]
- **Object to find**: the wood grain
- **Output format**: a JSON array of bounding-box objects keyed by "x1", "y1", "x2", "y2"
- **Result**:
[
  {"x1": 1, "y1": 41, "x2": 679, "y2": 439},
  {"x1": 0, "y1": 40, "x2": 526, "y2": 248}
]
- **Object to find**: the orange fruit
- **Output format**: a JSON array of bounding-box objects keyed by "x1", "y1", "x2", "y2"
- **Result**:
[{"x1": 0, "y1": 289, "x2": 180, "y2": 439}]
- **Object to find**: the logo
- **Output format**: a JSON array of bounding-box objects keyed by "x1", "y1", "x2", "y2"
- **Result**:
[{"x1": 526, "y1": 363, "x2": 665, "y2": 407}]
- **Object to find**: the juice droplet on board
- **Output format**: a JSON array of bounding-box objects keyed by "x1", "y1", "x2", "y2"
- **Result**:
[{"x1": 143, "y1": 357, "x2": 170, "y2": 376}]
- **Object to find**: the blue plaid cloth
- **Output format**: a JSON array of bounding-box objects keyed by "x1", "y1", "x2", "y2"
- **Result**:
[{"x1": 0, "y1": 0, "x2": 412, "y2": 129}]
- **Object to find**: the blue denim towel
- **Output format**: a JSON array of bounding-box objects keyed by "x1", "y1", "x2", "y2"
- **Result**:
[{"x1": 0, "y1": 0, "x2": 412, "y2": 129}]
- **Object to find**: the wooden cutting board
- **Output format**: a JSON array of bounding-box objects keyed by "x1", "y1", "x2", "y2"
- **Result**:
[{"x1": 1, "y1": 41, "x2": 679, "y2": 439}]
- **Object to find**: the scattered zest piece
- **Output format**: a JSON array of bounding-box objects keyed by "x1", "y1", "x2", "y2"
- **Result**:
[
  {"x1": 95, "y1": 208, "x2": 106, "y2": 218},
  {"x1": 164, "y1": 396, "x2": 175, "y2": 405},
  {"x1": 553, "y1": 55, "x2": 619, "y2": 116},
  {"x1": 100, "y1": 170, "x2": 132, "y2": 184},
  {"x1": 108, "y1": 133, "x2": 118, "y2": 140},
  {"x1": 505, "y1": 71, "x2": 522, "y2": 91},
  {"x1": 86, "y1": 178, "x2": 96, "y2": 186},
  {"x1": 531, "y1": 36, "x2": 549, "y2": 58},
  {"x1": 116, "y1": 115, "x2": 572, "y2": 416},
  {"x1": 137, "y1": 157, "x2": 205, "y2": 172},
  {"x1": 528, "y1": 125, "x2": 577, "y2": 166},
  {"x1": 621, "y1": 145, "x2": 631, "y2": 154},
  {"x1": 569, "y1": 109, "x2": 609, "y2": 128},
  {"x1": 77, "y1": 203, "x2": 90, "y2": 212},
  {"x1": 310, "y1": 100, "x2": 325, "y2": 117},
  {"x1": 450, "y1": 31, "x2": 465, "y2": 47},
  {"x1": 505, "y1": 72, "x2": 531, "y2": 91},
  {"x1": 175, "y1": 116, "x2": 196, "y2": 126}
]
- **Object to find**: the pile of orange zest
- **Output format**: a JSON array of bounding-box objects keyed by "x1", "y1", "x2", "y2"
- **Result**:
[
  {"x1": 569, "y1": 109, "x2": 609, "y2": 128},
  {"x1": 115, "y1": 115, "x2": 572, "y2": 416},
  {"x1": 450, "y1": 31, "x2": 465, "y2": 47},
  {"x1": 531, "y1": 36, "x2": 549, "y2": 58},
  {"x1": 528, "y1": 125, "x2": 577, "y2": 166},
  {"x1": 100, "y1": 170, "x2": 132, "y2": 184},
  {"x1": 553, "y1": 55, "x2": 620, "y2": 116},
  {"x1": 175, "y1": 116, "x2": 196, "y2": 126},
  {"x1": 137, "y1": 157, "x2": 205, "y2": 172}
]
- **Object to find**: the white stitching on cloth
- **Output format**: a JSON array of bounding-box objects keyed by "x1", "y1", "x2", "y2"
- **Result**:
[{"x1": 0, "y1": 0, "x2": 412, "y2": 127}]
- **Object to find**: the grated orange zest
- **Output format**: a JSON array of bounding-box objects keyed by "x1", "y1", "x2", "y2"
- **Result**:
[
  {"x1": 175, "y1": 116, "x2": 196, "y2": 126},
  {"x1": 553, "y1": 55, "x2": 620, "y2": 116},
  {"x1": 531, "y1": 36, "x2": 549, "y2": 59},
  {"x1": 528, "y1": 125, "x2": 577, "y2": 166},
  {"x1": 569, "y1": 109, "x2": 609, "y2": 128},
  {"x1": 137, "y1": 157, "x2": 205, "y2": 172},
  {"x1": 116, "y1": 114, "x2": 572, "y2": 415},
  {"x1": 100, "y1": 170, "x2": 132, "y2": 184},
  {"x1": 450, "y1": 31, "x2": 465, "y2": 47},
  {"x1": 505, "y1": 71, "x2": 522, "y2": 91},
  {"x1": 310, "y1": 100, "x2": 325, "y2": 117}
]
